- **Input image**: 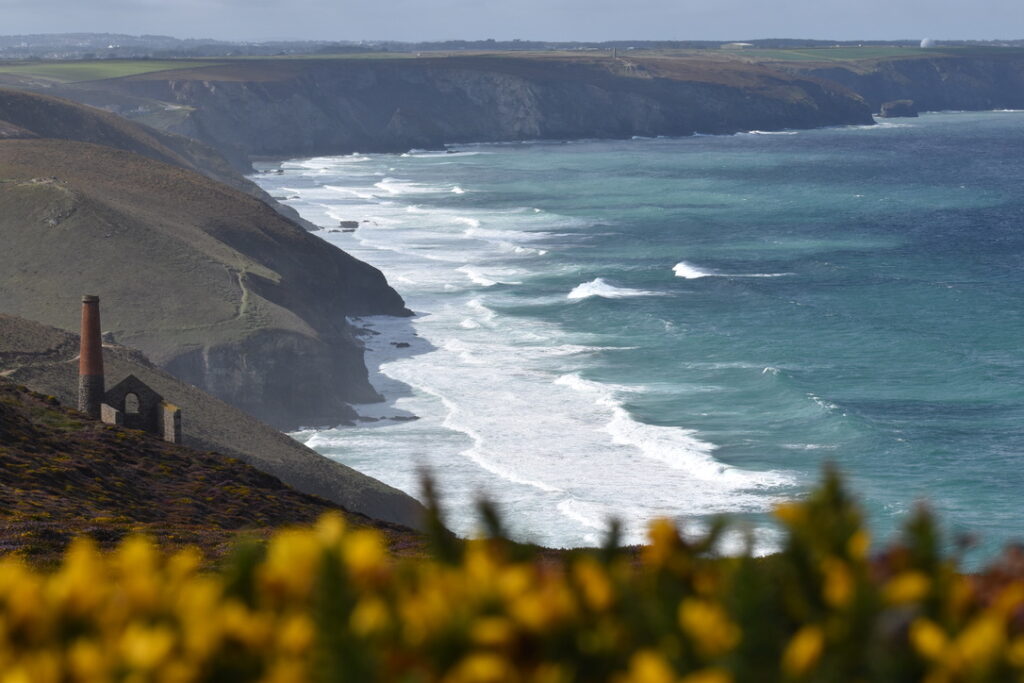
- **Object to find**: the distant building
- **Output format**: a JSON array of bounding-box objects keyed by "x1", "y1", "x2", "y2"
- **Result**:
[
  {"x1": 722, "y1": 42, "x2": 754, "y2": 50},
  {"x1": 78, "y1": 295, "x2": 182, "y2": 443}
]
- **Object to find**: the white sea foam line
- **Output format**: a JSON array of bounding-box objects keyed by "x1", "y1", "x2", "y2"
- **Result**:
[
  {"x1": 673, "y1": 261, "x2": 789, "y2": 279},
  {"x1": 456, "y1": 266, "x2": 524, "y2": 287}
]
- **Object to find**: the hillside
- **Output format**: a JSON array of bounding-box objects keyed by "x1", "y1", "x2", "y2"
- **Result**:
[
  {"x1": 0, "y1": 86, "x2": 317, "y2": 227},
  {"x1": 0, "y1": 138, "x2": 409, "y2": 430},
  {"x1": 0, "y1": 314, "x2": 426, "y2": 530},
  {"x1": 0, "y1": 376, "x2": 424, "y2": 563}
]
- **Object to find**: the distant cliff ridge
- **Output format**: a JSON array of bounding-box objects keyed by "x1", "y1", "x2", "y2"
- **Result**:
[
  {"x1": 777, "y1": 53, "x2": 1024, "y2": 112},
  {"x1": 56, "y1": 56, "x2": 875, "y2": 161},
  {"x1": 21, "y1": 51, "x2": 1024, "y2": 168}
]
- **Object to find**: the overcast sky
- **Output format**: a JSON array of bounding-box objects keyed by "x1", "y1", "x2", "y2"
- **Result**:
[{"x1": 2, "y1": 0, "x2": 1021, "y2": 42}]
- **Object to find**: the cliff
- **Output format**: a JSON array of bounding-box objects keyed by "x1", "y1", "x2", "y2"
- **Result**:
[
  {"x1": 0, "y1": 314, "x2": 426, "y2": 532},
  {"x1": 51, "y1": 55, "x2": 874, "y2": 160},
  {"x1": 769, "y1": 51, "x2": 1024, "y2": 112},
  {"x1": 0, "y1": 138, "x2": 409, "y2": 430}
]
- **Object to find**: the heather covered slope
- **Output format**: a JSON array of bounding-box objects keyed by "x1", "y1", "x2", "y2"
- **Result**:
[
  {"x1": 0, "y1": 377, "x2": 424, "y2": 562},
  {"x1": 0, "y1": 139, "x2": 409, "y2": 429},
  {"x1": 0, "y1": 314, "x2": 426, "y2": 531}
]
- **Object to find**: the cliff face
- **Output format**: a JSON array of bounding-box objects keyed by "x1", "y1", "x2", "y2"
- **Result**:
[
  {"x1": 782, "y1": 54, "x2": 1024, "y2": 112},
  {"x1": 74, "y1": 56, "x2": 874, "y2": 159},
  {"x1": 0, "y1": 138, "x2": 409, "y2": 430}
]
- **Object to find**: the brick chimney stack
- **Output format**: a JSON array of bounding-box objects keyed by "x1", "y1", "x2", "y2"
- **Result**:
[{"x1": 78, "y1": 295, "x2": 104, "y2": 418}]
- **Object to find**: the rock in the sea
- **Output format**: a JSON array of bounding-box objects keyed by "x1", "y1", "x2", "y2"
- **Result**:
[
  {"x1": 878, "y1": 100, "x2": 919, "y2": 118},
  {"x1": 339, "y1": 220, "x2": 359, "y2": 229}
]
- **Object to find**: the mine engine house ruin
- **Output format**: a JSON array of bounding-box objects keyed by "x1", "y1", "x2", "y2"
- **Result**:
[{"x1": 77, "y1": 295, "x2": 182, "y2": 444}]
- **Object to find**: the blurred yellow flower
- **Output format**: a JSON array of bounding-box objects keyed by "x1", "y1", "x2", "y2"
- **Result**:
[
  {"x1": 678, "y1": 599, "x2": 739, "y2": 658},
  {"x1": 846, "y1": 530, "x2": 870, "y2": 561},
  {"x1": 350, "y1": 597, "x2": 391, "y2": 637},
  {"x1": 447, "y1": 652, "x2": 512, "y2": 683},
  {"x1": 119, "y1": 623, "x2": 175, "y2": 671},
  {"x1": 821, "y1": 557, "x2": 854, "y2": 608},
  {"x1": 622, "y1": 649, "x2": 676, "y2": 683},
  {"x1": 644, "y1": 519, "x2": 679, "y2": 566},
  {"x1": 344, "y1": 529, "x2": 388, "y2": 576},
  {"x1": 910, "y1": 618, "x2": 948, "y2": 660},
  {"x1": 954, "y1": 614, "x2": 1004, "y2": 668},
  {"x1": 883, "y1": 571, "x2": 930, "y2": 605},
  {"x1": 782, "y1": 625, "x2": 824, "y2": 677},
  {"x1": 679, "y1": 669, "x2": 732, "y2": 683},
  {"x1": 573, "y1": 558, "x2": 614, "y2": 611}
]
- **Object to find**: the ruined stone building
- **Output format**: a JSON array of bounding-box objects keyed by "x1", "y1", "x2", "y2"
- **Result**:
[{"x1": 78, "y1": 295, "x2": 182, "y2": 443}]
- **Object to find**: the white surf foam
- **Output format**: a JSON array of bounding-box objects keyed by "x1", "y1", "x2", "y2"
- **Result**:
[
  {"x1": 674, "y1": 261, "x2": 789, "y2": 280},
  {"x1": 254, "y1": 150, "x2": 798, "y2": 549},
  {"x1": 568, "y1": 278, "x2": 659, "y2": 300},
  {"x1": 673, "y1": 261, "x2": 715, "y2": 279}
]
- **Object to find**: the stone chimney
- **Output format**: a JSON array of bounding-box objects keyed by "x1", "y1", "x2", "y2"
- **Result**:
[{"x1": 78, "y1": 295, "x2": 104, "y2": 418}]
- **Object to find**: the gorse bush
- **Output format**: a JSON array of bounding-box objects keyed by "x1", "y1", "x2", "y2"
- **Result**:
[{"x1": 1, "y1": 469, "x2": 1023, "y2": 682}]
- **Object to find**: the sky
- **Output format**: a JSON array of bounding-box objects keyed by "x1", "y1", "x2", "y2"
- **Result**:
[{"x1": 2, "y1": 0, "x2": 1021, "y2": 43}]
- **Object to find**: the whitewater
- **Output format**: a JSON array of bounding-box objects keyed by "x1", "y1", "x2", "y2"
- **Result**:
[{"x1": 254, "y1": 111, "x2": 1024, "y2": 562}]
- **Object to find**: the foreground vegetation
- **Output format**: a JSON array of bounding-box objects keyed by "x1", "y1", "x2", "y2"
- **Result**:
[{"x1": 1, "y1": 470, "x2": 1023, "y2": 682}]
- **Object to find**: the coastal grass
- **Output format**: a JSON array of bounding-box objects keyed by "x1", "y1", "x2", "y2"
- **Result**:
[{"x1": 0, "y1": 59, "x2": 221, "y2": 83}]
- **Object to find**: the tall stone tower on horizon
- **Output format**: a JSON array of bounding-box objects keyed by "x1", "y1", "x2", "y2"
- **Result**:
[{"x1": 78, "y1": 294, "x2": 104, "y2": 419}]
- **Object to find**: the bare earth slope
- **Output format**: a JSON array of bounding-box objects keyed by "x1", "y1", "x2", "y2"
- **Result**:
[
  {"x1": 0, "y1": 314, "x2": 426, "y2": 531},
  {"x1": 0, "y1": 138, "x2": 409, "y2": 429}
]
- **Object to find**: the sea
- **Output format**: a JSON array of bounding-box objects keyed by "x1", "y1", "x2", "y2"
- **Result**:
[{"x1": 252, "y1": 111, "x2": 1024, "y2": 564}]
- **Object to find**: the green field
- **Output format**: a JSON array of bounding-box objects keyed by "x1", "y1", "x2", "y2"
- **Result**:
[{"x1": 0, "y1": 60, "x2": 221, "y2": 83}]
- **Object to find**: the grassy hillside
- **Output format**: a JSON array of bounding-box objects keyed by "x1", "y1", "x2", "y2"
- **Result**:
[
  {"x1": 0, "y1": 138, "x2": 408, "y2": 429},
  {"x1": 0, "y1": 377, "x2": 423, "y2": 564}
]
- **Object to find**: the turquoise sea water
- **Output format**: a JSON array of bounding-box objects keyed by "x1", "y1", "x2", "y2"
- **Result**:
[{"x1": 253, "y1": 111, "x2": 1024, "y2": 563}]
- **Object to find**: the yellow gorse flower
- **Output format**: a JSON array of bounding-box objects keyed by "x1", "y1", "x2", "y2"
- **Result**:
[
  {"x1": 782, "y1": 625, "x2": 825, "y2": 677},
  {"x1": 0, "y1": 472, "x2": 1022, "y2": 682},
  {"x1": 883, "y1": 571, "x2": 931, "y2": 605},
  {"x1": 678, "y1": 599, "x2": 740, "y2": 658}
]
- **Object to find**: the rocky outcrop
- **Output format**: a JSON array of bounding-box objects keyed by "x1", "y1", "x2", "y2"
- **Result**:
[
  {"x1": 879, "y1": 99, "x2": 919, "y2": 117},
  {"x1": 58, "y1": 56, "x2": 874, "y2": 160}
]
